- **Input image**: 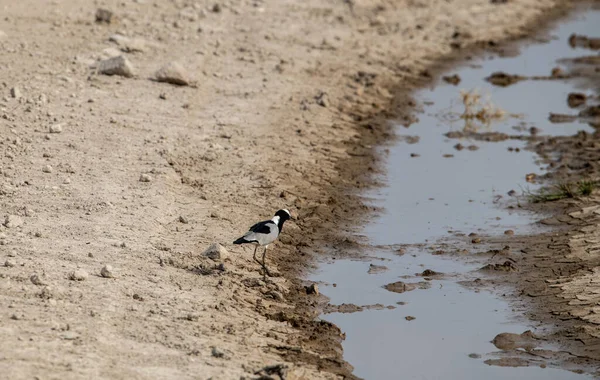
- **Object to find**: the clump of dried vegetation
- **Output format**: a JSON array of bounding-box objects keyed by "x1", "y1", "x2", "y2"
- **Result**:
[{"x1": 529, "y1": 179, "x2": 597, "y2": 203}]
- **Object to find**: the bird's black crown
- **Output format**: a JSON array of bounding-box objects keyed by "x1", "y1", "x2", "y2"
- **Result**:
[{"x1": 275, "y1": 209, "x2": 291, "y2": 221}]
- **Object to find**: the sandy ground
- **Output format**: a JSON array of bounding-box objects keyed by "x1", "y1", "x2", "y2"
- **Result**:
[{"x1": 0, "y1": 0, "x2": 579, "y2": 379}]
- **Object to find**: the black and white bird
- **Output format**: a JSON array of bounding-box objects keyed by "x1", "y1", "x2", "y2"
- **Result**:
[{"x1": 233, "y1": 209, "x2": 292, "y2": 278}]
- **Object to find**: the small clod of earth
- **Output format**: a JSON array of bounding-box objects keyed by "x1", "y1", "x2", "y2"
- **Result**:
[
  {"x1": 384, "y1": 281, "x2": 431, "y2": 293},
  {"x1": 567, "y1": 92, "x2": 587, "y2": 108},
  {"x1": 480, "y1": 260, "x2": 517, "y2": 272},
  {"x1": 305, "y1": 283, "x2": 319, "y2": 295},
  {"x1": 485, "y1": 71, "x2": 526, "y2": 87},
  {"x1": 367, "y1": 264, "x2": 389, "y2": 274},
  {"x1": 492, "y1": 331, "x2": 538, "y2": 351},
  {"x1": 418, "y1": 269, "x2": 442, "y2": 277},
  {"x1": 442, "y1": 74, "x2": 461, "y2": 85},
  {"x1": 468, "y1": 353, "x2": 482, "y2": 359},
  {"x1": 405, "y1": 316, "x2": 416, "y2": 321}
]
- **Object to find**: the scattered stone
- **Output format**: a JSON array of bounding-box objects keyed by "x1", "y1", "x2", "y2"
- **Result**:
[
  {"x1": 133, "y1": 293, "x2": 144, "y2": 301},
  {"x1": 367, "y1": 264, "x2": 388, "y2": 274},
  {"x1": 305, "y1": 283, "x2": 319, "y2": 295},
  {"x1": 567, "y1": 92, "x2": 587, "y2": 108},
  {"x1": 454, "y1": 143, "x2": 464, "y2": 151},
  {"x1": 10, "y1": 314, "x2": 21, "y2": 320},
  {"x1": 467, "y1": 145, "x2": 479, "y2": 151},
  {"x1": 405, "y1": 316, "x2": 416, "y2": 321},
  {"x1": 442, "y1": 154, "x2": 454, "y2": 158},
  {"x1": 471, "y1": 237, "x2": 481, "y2": 244},
  {"x1": 100, "y1": 265, "x2": 114, "y2": 278},
  {"x1": 468, "y1": 353, "x2": 482, "y2": 359},
  {"x1": 504, "y1": 229, "x2": 514, "y2": 235},
  {"x1": 154, "y1": 62, "x2": 191, "y2": 86},
  {"x1": 202, "y1": 243, "x2": 229, "y2": 261},
  {"x1": 485, "y1": 72, "x2": 526, "y2": 87},
  {"x1": 108, "y1": 34, "x2": 147, "y2": 53},
  {"x1": 96, "y1": 56, "x2": 135, "y2": 78},
  {"x1": 4, "y1": 259, "x2": 15, "y2": 267},
  {"x1": 95, "y1": 8, "x2": 114, "y2": 24},
  {"x1": 410, "y1": 153, "x2": 420, "y2": 158},
  {"x1": 179, "y1": 215, "x2": 189, "y2": 224},
  {"x1": 442, "y1": 74, "x2": 461, "y2": 85},
  {"x1": 315, "y1": 91, "x2": 329, "y2": 107},
  {"x1": 10, "y1": 87, "x2": 21, "y2": 99},
  {"x1": 139, "y1": 173, "x2": 152, "y2": 182},
  {"x1": 49, "y1": 124, "x2": 63, "y2": 134},
  {"x1": 211, "y1": 346, "x2": 225, "y2": 358},
  {"x1": 30, "y1": 274, "x2": 47, "y2": 286},
  {"x1": 212, "y1": 3, "x2": 222, "y2": 13},
  {"x1": 4, "y1": 215, "x2": 23, "y2": 228},
  {"x1": 507, "y1": 190, "x2": 517, "y2": 196},
  {"x1": 61, "y1": 332, "x2": 80, "y2": 341},
  {"x1": 69, "y1": 269, "x2": 88, "y2": 281},
  {"x1": 42, "y1": 165, "x2": 53, "y2": 173}
]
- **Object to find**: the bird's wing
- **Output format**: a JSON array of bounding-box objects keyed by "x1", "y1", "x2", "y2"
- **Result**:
[{"x1": 248, "y1": 220, "x2": 274, "y2": 234}]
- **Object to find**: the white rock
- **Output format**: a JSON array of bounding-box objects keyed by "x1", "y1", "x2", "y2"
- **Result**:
[
  {"x1": 109, "y1": 34, "x2": 147, "y2": 52},
  {"x1": 95, "y1": 56, "x2": 135, "y2": 78},
  {"x1": 49, "y1": 124, "x2": 63, "y2": 133},
  {"x1": 203, "y1": 243, "x2": 229, "y2": 261},
  {"x1": 4, "y1": 215, "x2": 23, "y2": 228},
  {"x1": 30, "y1": 274, "x2": 47, "y2": 286},
  {"x1": 139, "y1": 173, "x2": 152, "y2": 182},
  {"x1": 69, "y1": 269, "x2": 88, "y2": 281},
  {"x1": 42, "y1": 165, "x2": 53, "y2": 173},
  {"x1": 4, "y1": 259, "x2": 15, "y2": 267},
  {"x1": 154, "y1": 62, "x2": 191, "y2": 86},
  {"x1": 100, "y1": 265, "x2": 114, "y2": 278},
  {"x1": 10, "y1": 87, "x2": 21, "y2": 99}
]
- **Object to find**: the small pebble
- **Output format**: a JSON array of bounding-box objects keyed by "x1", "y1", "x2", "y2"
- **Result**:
[
  {"x1": 69, "y1": 269, "x2": 88, "y2": 281},
  {"x1": 49, "y1": 124, "x2": 63, "y2": 133},
  {"x1": 405, "y1": 316, "x2": 416, "y2": 321},
  {"x1": 468, "y1": 353, "x2": 481, "y2": 359},
  {"x1": 30, "y1": 274, "x2": 47, "y2": 286},
  {"x1": 211, "y1": 346, "x2": 225, "y2": 358},
  {"x1": 42, "y1": 165, "x2": 53, "y2": 173},
  {"x1": 100, "y1": 265, "x2": 114, "y2": 278},
  {"x1": 4, "y1": 259, "x2": 15, "y2": 267},
  {"x1": 305, "y1": 283, "x2": 319, "y2": 295},
  {"x1": 10, "y1": 87, "x2": 21, "y2": 99},
  {"x1": 504, "y1": 230, "x2": 514, "y2": 235},
  {"x1": 179, "y1": 215, "x2": 189, "y2": 224},
  {"x1": 471, "y1": 238, "x2": 482, "y2": 244},
  {"x1": 139, "y1": 173, "x2": 152, "y2": 182}
]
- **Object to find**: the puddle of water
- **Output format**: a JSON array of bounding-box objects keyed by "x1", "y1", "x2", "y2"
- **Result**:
[{"x1": 310, "y1": 7, "x2": 600, "y2": 380}]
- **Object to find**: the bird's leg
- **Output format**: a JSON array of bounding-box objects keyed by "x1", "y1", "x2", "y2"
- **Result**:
[
  {"x1": 261, "y1": 246, "x2": 273, "y2": 278},
  {"x1": 252, "y1": 245, "x2": 261, "y2": 266}
]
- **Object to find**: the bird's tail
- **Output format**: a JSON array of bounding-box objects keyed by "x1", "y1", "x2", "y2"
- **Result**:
[{"x1": 233, "y1": 237, "x2": 249, "y2": 245}]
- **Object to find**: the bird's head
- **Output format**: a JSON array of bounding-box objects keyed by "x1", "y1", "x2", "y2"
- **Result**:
[{"x1": 275, "y1": 209, "x2": 292, "y2": 221}]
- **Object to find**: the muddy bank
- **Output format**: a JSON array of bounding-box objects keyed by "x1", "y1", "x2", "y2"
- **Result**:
[{"x1": 0, "y1": 0, "x2": 584, "y2": 379}]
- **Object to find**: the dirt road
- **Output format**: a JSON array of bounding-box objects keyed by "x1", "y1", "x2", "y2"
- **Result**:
[{"x1": 0, "y1": 0, "x2": 576, "y2": 378}]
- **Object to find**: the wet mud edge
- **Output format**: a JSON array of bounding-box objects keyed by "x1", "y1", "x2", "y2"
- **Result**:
[{"x1": 265, "y1": 2, "x2": 591, "y2": 378}]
